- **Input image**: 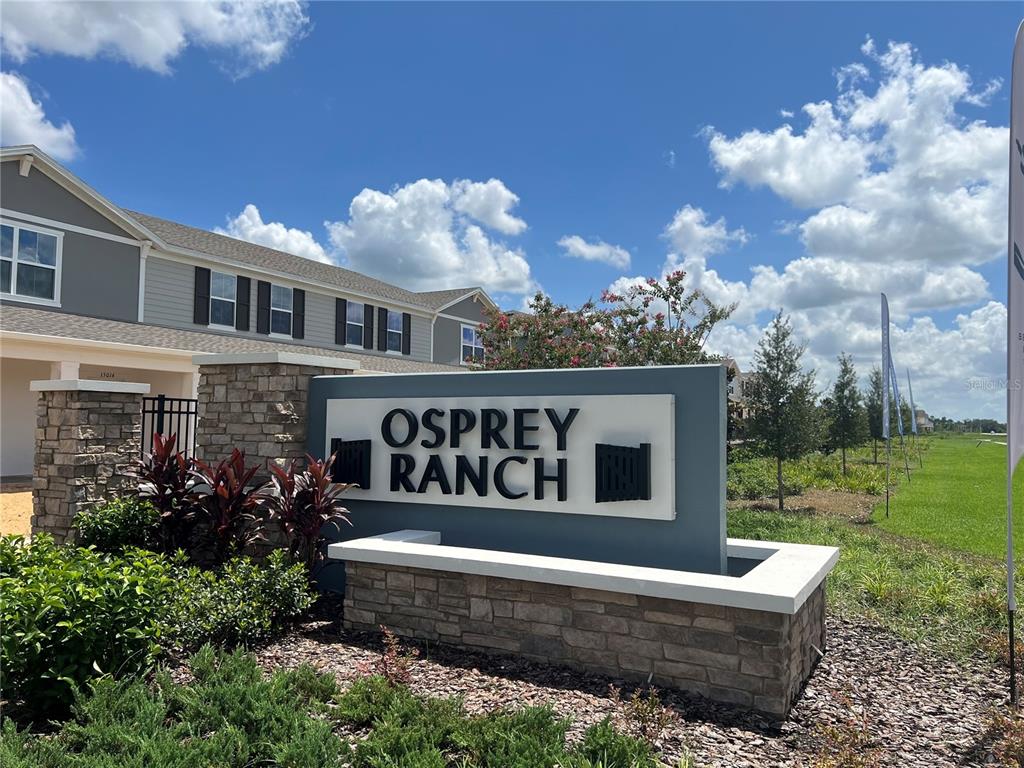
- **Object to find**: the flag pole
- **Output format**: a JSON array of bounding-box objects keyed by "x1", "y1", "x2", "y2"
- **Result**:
[
  {"x1": 1005, "y1": 19, "x2": 1023, "y2": 707},
  {"x1": 882, "y1": 293, "x2": 891, "y2": 518}
]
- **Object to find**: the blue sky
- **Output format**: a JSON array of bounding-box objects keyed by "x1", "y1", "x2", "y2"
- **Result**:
[{"x1": 0, "y1": 2, "x2": 1018, "y2": 418}]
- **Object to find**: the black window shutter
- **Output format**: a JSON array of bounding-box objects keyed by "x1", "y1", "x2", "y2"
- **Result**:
[
  {"x1": 292, "y1": 289, "x2": 305, "y2": 339},
  {"x1": 401, "y1": 312, "x2": 411, "y2": 355},
  {"x1": 235, "y1": 276, "x2": 251, "y2": 331},
  {"x1": 377, "y1": 306, "x2": 388, "y2": 351},
  {"x1": 335, "y1": 298, "x2": 347, "y2": 345},
  {"x1": 363, "y1": 303, "x2": 374, "y2": 349},
  {"x1": 193, "y1": 267, "x2": 210, "y2": 325},
  {"x1": 256, "y1": 280, "x2": 271, "y2": 334}
]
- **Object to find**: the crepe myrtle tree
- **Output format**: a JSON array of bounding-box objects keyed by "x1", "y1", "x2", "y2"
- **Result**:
[
  {"x1": 825, "y1": 353, "x2": 869, "y2": 475},
  {"x1": 746, "y1": 311, "x2": 819, "y2": 511},
  {"x1": 475, "y1": 270, "x2": 735, "y2": 369}
]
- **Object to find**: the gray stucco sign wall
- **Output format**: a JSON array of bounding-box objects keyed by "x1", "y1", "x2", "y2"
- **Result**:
[{"x1": 308, "y1": 365, "x2": 727, "y2": 575}]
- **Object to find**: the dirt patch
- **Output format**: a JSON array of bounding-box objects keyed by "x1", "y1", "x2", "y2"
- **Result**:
[
  {"x1": 728, "y1": 488, "x2": 879, "y2": 523},
  {"x1": 0, "y1": 490, "x2": 32, "y2": 536}
]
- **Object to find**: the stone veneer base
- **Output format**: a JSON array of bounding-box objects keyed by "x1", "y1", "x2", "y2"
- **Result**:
[{"x1": 342, "y1": 561, "x2": 826, "y2": 718}]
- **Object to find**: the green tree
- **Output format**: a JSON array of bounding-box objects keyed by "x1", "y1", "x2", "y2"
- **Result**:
[
  {"x1": 476, "y1": 271, "x2": 735, "y2": 370},
  {"x1": 865, "y1": 366, "x2": 884, "y2": 463},
  {"x1": 825, "y1": 353, "x2": 868, "y2": 475},
  {"x1": 746, "y1": 311, "x2": 819, "y2": 511}
]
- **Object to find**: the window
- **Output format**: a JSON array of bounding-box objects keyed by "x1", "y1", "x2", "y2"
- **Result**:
[
  {"x1": 1, "y1": 222, "x2": 61, "y2": 303},
  {"x1": 386, "y1": 310, "x2": 403, "y2": 352},
  {"x1": 210, "y1": 271, "x2": 236, "y2": 327},
  {"x1": 346, "y1": 301, "x2": 364, "y2": 346},
  {"x1": 461, "y1": 324, "x2": 485, "y2": 363},
  {"x1": 271, "y1": 284, "x2": 292, "y2": 335}
]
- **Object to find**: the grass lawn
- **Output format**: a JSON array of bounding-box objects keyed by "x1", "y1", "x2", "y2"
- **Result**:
[{"x1": 871, "y1": 434, "x2": 1024, "y2": 560}]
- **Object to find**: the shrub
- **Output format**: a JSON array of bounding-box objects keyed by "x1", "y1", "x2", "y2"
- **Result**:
[
  {"x1": 356, "y1": 626, "x2": 419, "y2": 687},
  {"x1": 575, "y1": 718, "x2": 656, "y2": 767},
  {"x1": 727, "y1": 457, "x2": 804, "y2": 500},
  {"x1": 163, "y1": 549, "x2": 314, "y2": 650},
  {"x1": 0, "y1": 647, "x2": 343, "y2": 768},
  {"x1": 255, "y1": 453, "x2": 353, "y2": 579},
  {"x1": 188, "y1": 449, "x2": 266, "y2": 566},
  {"x1": 0, "y1": 535, "x2": 174, "y2": 714},
  {"x1": 74, "y1": 496, "x2": 160, "y2": 553}
]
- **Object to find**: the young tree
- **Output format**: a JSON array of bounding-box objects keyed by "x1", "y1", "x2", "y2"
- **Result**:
[
  {"x1": 826, "y1": 353, "x2": 868, "y2": 475},
  {"x1": 746, "y1": 312, "x2": 819, "y2": 511},
  {"x1": 865, "y1": 366, "x2": 884, "y2": 463},
  {"x1": 475, "y1": 271, "x2": 735, "y2": 370}
]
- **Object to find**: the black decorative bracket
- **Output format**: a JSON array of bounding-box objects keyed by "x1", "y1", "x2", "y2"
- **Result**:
[
  {"x1": 330, "y1": 438, "x2": 372, "y2": 488},
  {"x1": 595, "y1": 442, "x2": 651, "y2": 502}
]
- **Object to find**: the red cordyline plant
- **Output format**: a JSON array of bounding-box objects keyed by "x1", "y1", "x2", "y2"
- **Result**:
[
  {"x1": 188, "y1": 449, "x2": 265, "y2": 567},
  {"x1": 133, "y1": 433, "x2": 196, "y2": 552},
  {"x1": 255, "y1": 453, "x2": 353, "y2": 580}
]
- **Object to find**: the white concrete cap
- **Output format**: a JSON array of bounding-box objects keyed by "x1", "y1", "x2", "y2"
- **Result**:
[
  {"x1": 191, "y1": 351, "x2": 361, "y2": 370},
  {"x1": 329, "y1": 530, "x2": 839, "y2": 615},
  {"x1": 30, "y1": 379, "x2": 151, "y2": 394}
]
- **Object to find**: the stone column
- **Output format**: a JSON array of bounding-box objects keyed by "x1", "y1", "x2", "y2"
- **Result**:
[
  {"x1": 31, "y1": 379, "x2": 150, "y2": 544},
  {"x1": 192, "y1": 352, "x2": 360, "y2": 474}
]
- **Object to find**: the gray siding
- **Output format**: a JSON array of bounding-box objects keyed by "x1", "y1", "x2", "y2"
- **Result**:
[
  {"x1": 143, "y1": 255, "x2": 434, "y2": 365},
  {"x1": 1, "y1": 217, "x2": 140, "y2": 323},
  {"x1": 0, "y1": 160, "x2": 134, "y2": 238},
  {"x1": 441, "y1": 295, "x2": 489, "y2": 324},
  {"x1": 433, "y1": 315, "x2": 469, "y2": 366}
]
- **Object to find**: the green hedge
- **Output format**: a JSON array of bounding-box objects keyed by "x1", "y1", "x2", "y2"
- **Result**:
[{"x1": 74, "y1": 497, "x2": 160, "y2": 553}]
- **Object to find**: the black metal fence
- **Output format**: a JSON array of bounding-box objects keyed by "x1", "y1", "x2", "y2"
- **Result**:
[{"x1": 141, "y1": 395, "x2": 198, "y2": 458}]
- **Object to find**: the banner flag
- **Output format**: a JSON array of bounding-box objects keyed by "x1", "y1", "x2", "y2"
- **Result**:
[
  {"x1": 906, "y1": 369, "x2": 918, "y2": 436},
  {"x1": 882, "y1": 293, "x2": 890, "y2": 441},
  {"x1": 1010, "y1": 21, "x2": 1024, "y2": 484},
  {"x1": 889, "y1": 350, "x2": 904, "y2": 438}
]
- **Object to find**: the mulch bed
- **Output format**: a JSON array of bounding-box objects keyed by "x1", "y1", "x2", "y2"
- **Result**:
[{"x1": 248, "y1": 602, "x2": 1007, "y2": 767}]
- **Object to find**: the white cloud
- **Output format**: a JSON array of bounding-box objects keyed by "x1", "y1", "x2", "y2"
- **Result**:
[
  {"x1": 218, "y1": 204, "x2": 328, "y2": 263},
  {"x1": 558, "y1": 235, "x2": 630, "y2": 269},
  {"x1": 617, "y1": 40, "x2": 1005, "y2": 418},
  {"x1": 451, "y1": 179, "x2": 527, "y2": 235},
  {"x1": 326, "y1": 178, "x2": 537, "y2": 295},
  {"x1": 0, "y1": 72, "x2": 78, "y2": 161},
  {"x1": 1, "y1": 1, "x2": 309, "y2": 77}
]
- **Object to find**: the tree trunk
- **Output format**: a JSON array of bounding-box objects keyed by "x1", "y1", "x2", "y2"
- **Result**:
[
  {"x1": 777, "y1": 456, "x2": 784, "y2": 511},
  {"x1": 842, "y1": 446, "x2": 847, "y2": 476},
  {"x1": 873, "y1": 438, "x2": 878, "y2": 463}
]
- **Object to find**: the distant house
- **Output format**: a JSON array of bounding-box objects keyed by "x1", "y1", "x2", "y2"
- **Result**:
[
  {"x1": 914, "y1": 409, "x2": 934, "y2": 433},
  {"x1": 0, "y1": 145, "x2": 497, "y2": 477},
  {"x1": 722, "y1": 357, "x2": 756, "y2": 422}
]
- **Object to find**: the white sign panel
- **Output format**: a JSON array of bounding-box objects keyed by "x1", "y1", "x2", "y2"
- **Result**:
[{"x1": 325, "y1": 394, "x2": 676, "y2": 520}]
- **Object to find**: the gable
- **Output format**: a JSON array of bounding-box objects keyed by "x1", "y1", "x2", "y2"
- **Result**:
[
  {"x1": 0, "y1": 159, "x2": 135, "y2": 239},
  {"x1": 441, "y1": 295, "x2": 489, "y2": 324}
]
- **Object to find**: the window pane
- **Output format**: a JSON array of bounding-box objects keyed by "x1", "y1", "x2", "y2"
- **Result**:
[
  {"x1": 35, "y1": 233, "x2": 57, "y2": 266},
  {"x1": 387, "y1": 310, "x2": 402, "y2": 331},
  {"x1": 271, "y1": 284, "x2": 292, "y2": 310},
  {"x1": 16, "y1": 262, "x2": 55, "y2": 299},
  {"x1": 211, "y1": 298, "x2": 235, "y2": 326},
  {"x1": 271, "y1": 309, "x2": 291, "y2": 334},
  {"x1": 348, "y1": 302, "x2": 363, "y2": 324},
  {"x1": 1, "y1": 226, "x2": 12, "y2": 260},
  {"x1": 473, "y1": 347, "x2": 485, "y2": 361},
  {"x1": 387, "y1": 329, "x2": 402, "y2": 352},
  {"x1": 1, "y1": 259, "x2": 10, "y2": 293},
  {"x1": 17, "y1": 229, "x2": 37, "y2": 263},
  {"x1": 462, "y1": 344, "x2": 472, "y2": 361},
  {"x1": 346, "y1": 323, "x2": 363, "y2": 346},
  {"x1": 211, "y1": 271, "x2": 235, "y2": 300},
  {"x1": 462, "y1": 326, "x2": 474, "y2": 343}
]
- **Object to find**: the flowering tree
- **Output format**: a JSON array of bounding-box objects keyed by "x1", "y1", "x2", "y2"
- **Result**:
[{"x1": 475, "y1": 270, "x2": 735, "y2": 370}]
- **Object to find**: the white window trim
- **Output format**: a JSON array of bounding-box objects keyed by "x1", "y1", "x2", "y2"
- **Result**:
[
  {"x1": 0, "y1": 219, "x2": 63, "y2": 307},
  {"x1": 385, "y1": 309, "x2": 403, "y2": 353},
  {"x1": 269, "y1": 284, "x2": 293, "y2": 337},
  {"x1": 460, "y1": 323, "x2": 485, "y2": 366},
  {"x1": 208, "y1": 270, "x2": 237, "y2": 332}
]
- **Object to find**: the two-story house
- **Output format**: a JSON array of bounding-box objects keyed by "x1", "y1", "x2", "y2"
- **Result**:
[{"x1": 0, "y1": 145, "x2": 495, "y2": 477}]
